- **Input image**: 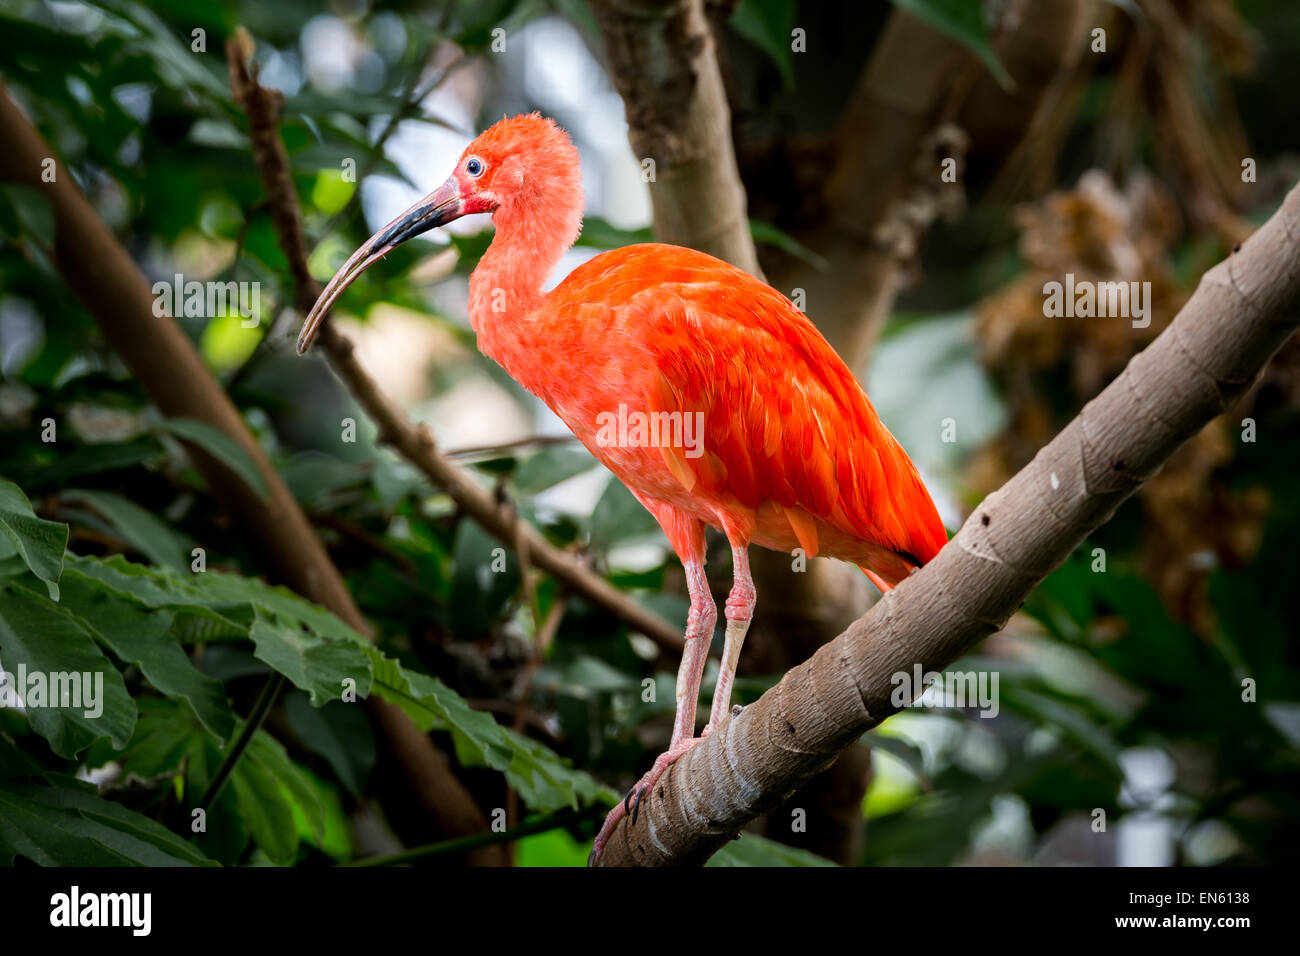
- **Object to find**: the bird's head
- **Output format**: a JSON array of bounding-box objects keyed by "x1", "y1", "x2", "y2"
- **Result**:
[{"x1": 297, "y1": 113, "x2": 581, "y2": 353}]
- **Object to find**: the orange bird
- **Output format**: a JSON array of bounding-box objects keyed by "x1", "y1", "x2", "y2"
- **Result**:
[{"x1": 298, "y1": 114, "x2": 947, "y2": 861}]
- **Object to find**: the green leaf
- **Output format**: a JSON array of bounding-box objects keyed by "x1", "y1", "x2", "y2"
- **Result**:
[
  {"x1": 228, "y1": 744, "x2": 299, "y2": 865},
  {"x1": 16, "y1": 438, "x2": 162, "y2": 490},
  {"x1": 998, "y1": 683, "x2": 1123, "y2": 770},
  {"x1": 868, "y1": 313, "x2": 1006, "y2": 474},
  {"x1": 367, "y1": 648, "x2": 618, "y2": 812},
  {"x1": 284, "y1": 692, "x2": 375, "y2": 797},
  {"x1": 864, "y1": 730, "x2": 933, "y2": 790},
  {"x1": 158, "y1": 418, "x2": 269, "y2": 500},
  {"x1": 58, "y1": 569, "x2": 234, "y2": 742},
  {"x1": 589, "y1": 477, "x2": 662, "y2": 551},
  {"x1": 513, "y1": 447, "x2": 597, "y2": 495},
  {"x1": 730, "y1": 0, "x2": 797, "y2": 88},
  {"x1": 107, "y1": 700, "x2": 324, "y2": 864},
  {"x1": 0, "y1": 583, "x2": 136, "y2": 758},
  {"x1": 249, "y1": 608, "x2": 373, "y2": 706},
  {"x1": 103, "y1": 700, "x2": 245, "y2": 863},
  {"x1": 0, "y1": 184, "x2": 56, "y2": 248},
  {"x1": 243, "y1": 729, "x2": 325, "y2": 849},
  {"x1": 575, "y1": 216, "x2": 655, "y2": 250},
  {"x1": 889, "y1": 0, "x2": 1013, "y2": 90},
  {"x1": 62, "y1": 553, "x2": 372, "y2": 708},
  {"x1": 65, "y1": 553, "x2": 368, "y2": 646},
  {"x1": 0, "y1": 777, "x2": 215, "y2": 866},
  {"x1": 62, "y1": 489, "x2": 189, "y2": 570},
  {"x1": 450, "y1": 518, "x2": 519, "y2": 638},
  {"x1": 707, "y1": 833, "x2": 838, "y2": 867},
  {"x1": 0, "y1": 479, "x2": 67, "y2": 600},
  {"x1": 750, "y1": 220, "x2": 828, "y2": 271}
]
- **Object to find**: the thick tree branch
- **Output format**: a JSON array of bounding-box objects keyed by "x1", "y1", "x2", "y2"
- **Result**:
[
  {"x1": 768, "y1": 0, "x2": 1092, "y2": 369},
  {"x1": 0, "y1": 84, "x2": 508, "y2": 866},
  {"x1": 593, "y1": 180, "x2": 1300, "y2": 865},
  {"x1": 591, "y1": 0, "x2": 761, "y2": 276},
  {"x1": 224, "y1": 32, "x2": 682, "y2": 654}
]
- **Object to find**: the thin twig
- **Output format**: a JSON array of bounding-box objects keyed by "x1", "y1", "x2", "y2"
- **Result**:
[
  {"x1": 342, "y1": 805, "x2": 604, "y2": 866},
  {"x1": 198, "y1": 673, "x2": 286, "y2": 811},
  {"x1": 443, "y1": 434, "x2": 578, "y2": 461}
]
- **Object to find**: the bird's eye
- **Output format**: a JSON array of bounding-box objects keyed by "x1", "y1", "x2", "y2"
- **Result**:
[{"x1": 465, "y1": 157, "x2": 484, "y2": 177}]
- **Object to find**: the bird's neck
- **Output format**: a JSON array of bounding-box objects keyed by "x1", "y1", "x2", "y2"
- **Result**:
[{"x1": 468, "y1": 200, "x2": 580, "y2": 369}]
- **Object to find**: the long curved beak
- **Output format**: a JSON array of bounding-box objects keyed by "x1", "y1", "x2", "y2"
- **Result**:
[{"x1": 296, "y1": 177, "x2": 465, "y2": 353}]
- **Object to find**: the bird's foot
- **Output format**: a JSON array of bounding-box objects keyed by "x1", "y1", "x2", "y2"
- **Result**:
[{"x1": 589, "y1": 736, "x2": 701, "y2": 865}]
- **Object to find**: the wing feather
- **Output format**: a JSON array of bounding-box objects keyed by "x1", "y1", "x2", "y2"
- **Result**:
[{"x1": 547, "y1": 244, "x2": 947, "y2": 565}]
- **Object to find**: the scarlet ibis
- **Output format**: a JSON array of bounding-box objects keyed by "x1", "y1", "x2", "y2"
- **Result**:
[{"x1": 298, "y1": 114, "x2": 947, "y2": 862}]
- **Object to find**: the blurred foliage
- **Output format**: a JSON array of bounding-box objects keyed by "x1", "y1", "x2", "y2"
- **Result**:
[{"x1": 0, "y1": 0, "x2": 1297, "y2": 868}]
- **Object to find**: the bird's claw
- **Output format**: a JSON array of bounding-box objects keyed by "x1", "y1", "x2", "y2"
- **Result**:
[
  {"x1": 621, "y1": 783, "x2": 647, "y2": 825},
  {"x1": 590, "y1": 736, "x2": 701, "y2": 864}
]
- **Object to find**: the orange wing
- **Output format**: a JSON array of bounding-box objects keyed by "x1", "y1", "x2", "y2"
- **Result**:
[{"x1": 550, "y1": 245, "x2": 947, "y2": 569}]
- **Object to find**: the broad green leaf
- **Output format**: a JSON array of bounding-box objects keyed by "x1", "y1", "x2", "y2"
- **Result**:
[
  {"x1": 93, "y1": 0, "x2": 229, "y2": 103},
  {"x1": 450, "y1": 518, "x2": 519, "y2": 638},
  {"x1": 64, "y1": 555, "x2": 371, "y2": 707},
  {"x1": 513, "y1": 446, "x2": 597, "y2": 495},
  {"x1": 730, "y1": 0, "x2": 797, "y2": 88},
  {"x1": 367, "y1": 648, "x2": 617, "y2": 812},
  {"x1": 864, "y1": 730, "x2": 933, "y2": 790},
  {"x1": 65, "y1": 553, "x2": 368, "y2": 645},
  {"x1": 63, "y1": 489, "x2": 189, "y2": 570},
  {"x1": 58, "y1": 569, "x2": 234, "y2": 741},
  {"x1": 889, "y1": 0, "x2": 1012, "y2": 89},
  {"x1": 998, "y1": 684, "x2": 1123, "y2": 770},
  {"x1": 288, "y1": 764, "x2": 353, "y2": 861},
  {"x1": 280, "y1": 452, "x2": 368, "y2": 511},
  {"x1": 707, "y1": 833, "x2": 838, "y2": 867},
  {"x1": 108, "y1": 700, "x2": 323, "y2": 864},
  {"x1": 244, "y1": 729, "x2": 325, "y2": 847},
  {"x1": 0, "y1": 583, "x2": 135, "y2": 757},
  {"x1": 284, "y1": 691, "x2": 375, "y2": 797},
  {"x1": 229, "y1": 745, "x2": 299, "y2": 865},
  {"x1": 249, "y1": 608, "x2": 373, "y2": 705},
  {"x1": 158, "y1": 418, "x2": 269, "y2": 500},
  {"x1": 589, "y1": 477, "x2": 662, "y2": 551},
  {"x1": 0, "y1": 479, "x2": 67, "y2": 600},
  {"x1": 497, "y1": 724, "x2": 620, "y2": 810},
  {"x1": 15, "y1": 438, "x2": 161, "y2": 490},
  {"x1": 0, "y1": 777, "x2": 215, "y2": 866},
  {"x1": 103, "y1": 699, "x2": 247, "y2": 864},
  {"x1": 225, "y1": 723, "x2": 326, "y2": 865}
]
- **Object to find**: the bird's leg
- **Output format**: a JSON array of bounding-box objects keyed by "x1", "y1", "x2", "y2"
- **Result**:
[
  {"x1": 590, "y1": 559, "x2": 714, "y2": 862},
  {"x1": 706, "y1": 542, "x2": 755, "y2": 734}
]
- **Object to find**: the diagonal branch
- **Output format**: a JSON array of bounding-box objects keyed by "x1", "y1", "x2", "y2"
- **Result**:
[
  {"x1": 592, "y1": 180, "x2": 1300, "y2": 865},
  {"x1": 225, "y1": 30, "x2": 682, "y2": 654}
]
